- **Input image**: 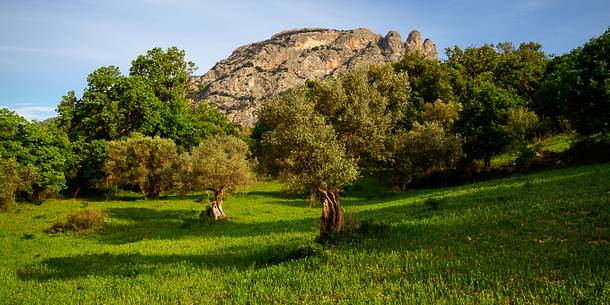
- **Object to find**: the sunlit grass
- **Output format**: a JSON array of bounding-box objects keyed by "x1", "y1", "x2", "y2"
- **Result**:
[
  {"x1": 491, "y1": 132, "x2": 575, "y2": 167},
  {"x1": 1, "y1": 162, "x2": 609, "y2": 304}
]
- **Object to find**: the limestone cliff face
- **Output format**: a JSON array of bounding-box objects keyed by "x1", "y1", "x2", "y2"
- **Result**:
[{"x1": 190, "y1": 28, "x2": 438, "y2": 127}]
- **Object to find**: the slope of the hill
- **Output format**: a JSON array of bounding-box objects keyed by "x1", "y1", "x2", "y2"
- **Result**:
[
  {"x1": 190, "y1": 28, "x2": 438, "y2": 127},
  {"x1": 1, "y1": 163, "x2": 608, "y2": 304}
]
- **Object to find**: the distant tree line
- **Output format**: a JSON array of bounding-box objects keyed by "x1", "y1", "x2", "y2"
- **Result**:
[{"x1": 1, "y1": 28, "x2": 608, "y2": 238}]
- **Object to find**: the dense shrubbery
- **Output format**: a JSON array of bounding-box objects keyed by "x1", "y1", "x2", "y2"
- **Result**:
[
  {"x1": 0, "y1": 157, "x2": 36, "y2": 210},
  {"x1": 534, "y1": 28, "x2": 609, "y2": 139},
  {"x1": 0, "y1": 109, "x2": 69, "y2": 201},
  {"x1": 47, "y1": 208, "x2": 106, "y2": 233},
  {"x1": 56, "y1": 47, "x2": 236, "y2": 195},
  {"x1": 104, "y1": 135, "x2": 179, "y2": 199}
]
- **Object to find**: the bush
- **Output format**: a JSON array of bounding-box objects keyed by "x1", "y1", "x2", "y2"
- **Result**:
[
  {"x1": 0, "y1": 157, "x2": 36, "y2": 211},
  {"x1": 393, "y1": 122, "x2": 462, "y2": 191},
  {"x1": 104, "y1": 134, "x2": 178, "y2": 199},
  {"x1": 1, "y1": 109, "x2": 69, "y2": 200},
  {"x1": 514, "y1": 145, "x2": 538, "y2": 170},
  {"x1": 47, "y1": 208, "x2": 106, "y2": 233}
]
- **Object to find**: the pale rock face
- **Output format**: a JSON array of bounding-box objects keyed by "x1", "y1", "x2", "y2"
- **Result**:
[
  {"x1": 423, "y1": 39, "x2": 439, "y2": 60},
  {"x1": 406, "y1": 30, "x2": 423, "y2": 48},
  {"x1": 381, "y1": 31, "x2": 404, "y2": 61},
  {"x1": 190, "y1": 28, "x2": 438, "y2": 127},
  {"x1": 405, "y1": 30, "x2": 438, "y2": 59}
]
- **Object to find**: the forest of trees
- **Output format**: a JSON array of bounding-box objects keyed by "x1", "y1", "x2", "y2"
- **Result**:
[{"x1": 1, "y1": 28, "x2": 608, "y2": 238}]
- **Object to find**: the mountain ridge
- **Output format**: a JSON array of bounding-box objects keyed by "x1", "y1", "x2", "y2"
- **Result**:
[{"x1": 190, "y1": 28, "x2": 438, "y2": 127}]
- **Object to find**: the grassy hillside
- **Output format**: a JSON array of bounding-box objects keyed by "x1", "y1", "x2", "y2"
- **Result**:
[
  {"x1": 491, "y1": 132, "x2": 575, "y2": 167},
  {"x1": 1, "y1": 163, "x2": 609, "y2": 304}
]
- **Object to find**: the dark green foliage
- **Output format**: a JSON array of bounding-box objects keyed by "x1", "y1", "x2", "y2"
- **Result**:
[
  {"x1": 64, "y1": 140, "x2": 108, "y2": 195},
  {"x1": 56, "y1": 71, "x2": 159, "y2": 142},
  {"x1": 0, "y1": 108, "x2": 69, "y2": 200},
  {"x1": 394, "y1": 52, "x2": 455, "y2": 124},
  {"x1": 442, "y1": 42, "x2": 546, "y2": 165},
  {"x1": 535, "y1": 28, "x2": 609, "y2": 137},
  {"x1": 445, "y1": 42, "x2": 545, "y2": 101},
  {"x1": 533, "y1": 53, "x2": 576, "y2": 129},
  {"x1": 56, "y1": 47, "x2": 235, "y2": 150},
  {"x1": 176, "y1": 103, "x2": 238, "y2": 150},
  {"x1": 456, "y1": 80, "x2": 524, "y2": 166},
  {"x1": 129, "y1": 47, "x2": 196, "y2": 102},
  {"x1": 0, "y1": 157, "x2": 36, "y2": 210}
]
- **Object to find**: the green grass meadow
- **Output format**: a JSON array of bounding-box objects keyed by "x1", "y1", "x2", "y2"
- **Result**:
[
  {"x1": 491, "y1": 133, "x2": 575, "y2": 167},
  {"x1": 1, "y1": 163, "x2": 609, "y2": 304}
]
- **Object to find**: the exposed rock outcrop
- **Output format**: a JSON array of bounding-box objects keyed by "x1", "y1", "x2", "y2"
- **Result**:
[{"x1": 190, "y1": 28, "x2": 438, "y2": 127}]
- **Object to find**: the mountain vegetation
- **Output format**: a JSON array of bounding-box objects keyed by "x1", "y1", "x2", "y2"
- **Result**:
[{"x1": 0, "y1": 27, "x2": 608, "y2": 302}]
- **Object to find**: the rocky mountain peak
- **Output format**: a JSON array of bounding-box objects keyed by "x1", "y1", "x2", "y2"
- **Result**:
[
  {"x1": 190, "y1": 28, "x2": 438, "y2": 127},
  {"x1": 406, "y1": 30, "x2": 423, "y2": 46}
]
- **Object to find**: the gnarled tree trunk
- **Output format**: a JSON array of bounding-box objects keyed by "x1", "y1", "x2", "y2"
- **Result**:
[
  {"x1": 319, "y1": 188, "x2": 344, "y2": 240},
  {"x1": 206, "y1": 188, "x2": 227, "y2": 223},
  {"x1": 214, "y1": 188, "x2": 225, "y2": 216}
]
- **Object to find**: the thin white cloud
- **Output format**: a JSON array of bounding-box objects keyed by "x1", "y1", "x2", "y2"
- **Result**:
[
  {"x1": 4, "y1": 105, "x2": 57, "y2": 121},
  {"x1": 0, "y1": 45, "x2": 130, "y2": 64}
]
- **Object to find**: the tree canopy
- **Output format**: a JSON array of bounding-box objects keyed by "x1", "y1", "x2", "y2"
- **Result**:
[
  {"x1": 56, "y1": 47, "x2": 235, "y2": 150},
  {"x1": 0, "y1": 108, "x2": 70, "y2": 199},
  {"x1": 535, "y1": 28, "x2": 609, "y2": 138},
  {"x1": 179, "y1": 135, "x2": 253, "y2": 220},
  {"x1": 104, "y1": 135, "x2": 178, "y2": 199}
]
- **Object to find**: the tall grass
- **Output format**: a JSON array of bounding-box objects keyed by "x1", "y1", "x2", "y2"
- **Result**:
[{"x1": 0, "y1": 163, "x2": 608, "y2": 304}]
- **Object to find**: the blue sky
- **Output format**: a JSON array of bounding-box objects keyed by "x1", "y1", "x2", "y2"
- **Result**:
[{"x1": 1, "y1": 0, "x2": 608, "y2": 120}]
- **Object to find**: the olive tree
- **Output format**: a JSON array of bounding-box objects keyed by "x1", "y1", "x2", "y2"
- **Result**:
[
  {"x1": 180, "y1": 135, "x2": 253, "y2": 221},
  {"x1": 258, "y1": 90, "x2": 359, "y2": 239},
  {"x1": 305, "y1": 65, "x2": 411, "y2": 165},
  {"x1": 104, "y1": 135, "x2": 178, "y2": 199}
]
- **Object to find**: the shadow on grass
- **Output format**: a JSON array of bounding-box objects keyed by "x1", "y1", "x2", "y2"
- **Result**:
[
  {"x1": 246, "y1": 190, "x2": 310, "y2": 207},
  {"x1": 97, "y1": 207, "x2": 318, "y2": 244},
  {"x1": 248, "y1": 188, "x2": 403, "y2": 208},
  {"x1": 94, "y1": 164, "x2": 602, "y2": 246},
  {"x1": 338, "y1": 164, "x2": 610, "y2": 258},
  {"x1": 20, "y1": 164, "x2": 609, "y2": 282},
  {"x1": 17, "y1": 244, "x2": 319, "y2": 281},
  {"x1": 82, "y1": 191, "x2": 213, "y2": 203}
]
